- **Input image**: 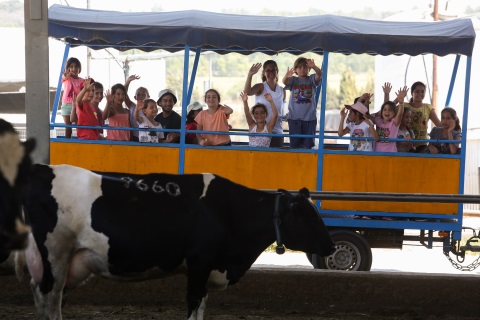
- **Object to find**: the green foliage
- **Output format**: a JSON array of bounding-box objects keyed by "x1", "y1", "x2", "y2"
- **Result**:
[
  {"x1": 325, "y1": 87, "x2": 340, "y2": 110},
  {"x1": 339, "y1": 68, "x2": 359, "y2": 107},
  {"x1": 329, "y1": 53, "x2": 375, "y2": 74},
  {"x1": 155, "y1": 49, "x2": 374, "y2": 113},
  {"x1": 362, "y1": 69, "x2": 375, "y2": 94}
]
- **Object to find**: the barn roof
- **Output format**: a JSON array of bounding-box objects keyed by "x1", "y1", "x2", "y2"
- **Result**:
[{"x1": 48, "y1": 4, "x2": 476, "y2": 56}]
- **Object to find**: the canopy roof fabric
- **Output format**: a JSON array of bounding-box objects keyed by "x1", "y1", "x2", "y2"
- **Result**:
[{"x1": 48, "y1": 4, "x2": 476, "y2": 56}]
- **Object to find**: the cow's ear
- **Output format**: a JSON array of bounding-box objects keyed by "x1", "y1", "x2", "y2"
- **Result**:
[
  {"x1": 298, "y1": 187, "x2": 310, "y2": 198},
  {"x1": 23, "y1": 138, "x2": 36, "y2": 155}
]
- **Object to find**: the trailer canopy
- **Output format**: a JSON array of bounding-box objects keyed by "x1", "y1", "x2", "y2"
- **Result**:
[{"x1": 48, "y1": 4, "x2": 476, "y2": 56}]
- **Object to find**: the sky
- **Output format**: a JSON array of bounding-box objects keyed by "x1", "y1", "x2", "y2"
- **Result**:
[{"x1": 47, "y1": 0, "x2": 479, "y2": 16}]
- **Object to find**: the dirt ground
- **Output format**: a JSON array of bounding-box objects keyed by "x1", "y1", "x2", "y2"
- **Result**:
[
  {"x1": 2, "y1": 305, "x2": 473, "y2": 320},
  {"x1": 1, "y1": 271, "x2": 479, "y2": 320}
]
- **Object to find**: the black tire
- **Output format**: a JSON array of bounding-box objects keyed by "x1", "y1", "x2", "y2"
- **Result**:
[{"x1": 310, "y1": 230, "x2": 372, "y2": 271}]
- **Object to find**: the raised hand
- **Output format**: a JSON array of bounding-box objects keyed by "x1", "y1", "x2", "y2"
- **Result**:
[
  {"x1": 306, "y1": 59, "x2": 316, "y2": 68},
  {"x1": 126, "y1": 74, "x2": 140, "y2": 83},
  {"x1": 359, "y1": 92, "x2": 373, "y2": 105},
  {"x1": 382, "y1": 82, "x2": 392, "y2": 94},
  {"x1": 135, "y1": 99, "x2": 144, "y2": 111},
  {"x1": 248, "y1": 63, "x2": 262, "y2": 76},
  {"x1": 104, "y1": 89, "x2": 113, "y2": 105},
  {"x1": 285, "y1": 67, "x2": 295, "y2": 78},
  {"x1": 396, "y1": 87, "x2": 407, "y2": 103},
  {"x1": 340, "y1": 108, "x2": 348, "y2": 118},
  {"x1": 264, "y1": 92, "x2": 273, "y2": 102},
  {"x1": 82, "y1": 78, "x2": 93, "y2": 90},
  {"x1": 240, "y1": 90, "x2": 248, "y2": 102}
]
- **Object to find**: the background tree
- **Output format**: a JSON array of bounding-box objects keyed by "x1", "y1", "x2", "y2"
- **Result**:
[{"x1": 339, "y1": 68, "x2": 358, "y2": 107}]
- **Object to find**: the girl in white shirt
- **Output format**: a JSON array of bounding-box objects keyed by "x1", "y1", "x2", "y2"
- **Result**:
[{"x1": 241, "y1": 91, "x2": 278, "y2": 148}]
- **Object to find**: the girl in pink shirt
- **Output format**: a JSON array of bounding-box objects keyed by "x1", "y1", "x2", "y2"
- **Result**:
[
  {"x1": 60, "y1": 57, "x2": 84, "y2": 138},
  {"x1": 102, "y1": 83, "x2": 131, "y2": 141},
  {"x1": 374, "y1": 88, "x2": 407, "y2": 152},
  {"x1": 195, "y1": 89, "x2": 233, "y2": 146}
]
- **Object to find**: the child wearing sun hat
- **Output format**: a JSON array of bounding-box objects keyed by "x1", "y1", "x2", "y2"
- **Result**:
[{"x1": 338, "y1": 93, "x2": 379, "y2": 151}]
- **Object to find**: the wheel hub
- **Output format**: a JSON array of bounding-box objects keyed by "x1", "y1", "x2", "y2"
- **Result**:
[{"x1": 327, "y1": 242, "x2": 359, "y2": 270}]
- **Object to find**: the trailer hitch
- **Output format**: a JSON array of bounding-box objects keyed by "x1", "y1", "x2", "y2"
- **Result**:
[{"x1": 460, "y1": 235, "x2": 480, "y2": 253}]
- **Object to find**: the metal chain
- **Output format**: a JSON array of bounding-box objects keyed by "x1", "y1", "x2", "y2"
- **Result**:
[
  {"x1": 444, "y1": 251, "x2": 480, "y2": 271},
  {"x1": 443, "y1": 228, "x2": 480, "y2": 271}
]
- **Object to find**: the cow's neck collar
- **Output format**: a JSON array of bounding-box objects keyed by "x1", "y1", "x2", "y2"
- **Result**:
[{"x1": 273, "y1": 192, "x2": 285, "y2": 255}]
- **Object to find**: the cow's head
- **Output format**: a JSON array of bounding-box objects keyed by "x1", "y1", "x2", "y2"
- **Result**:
[
  {"x1": 278, "y1": 188, "x2": 335, "y2": 257},
  {"x1": 0, "y1": 119, "x2": 35, "y2": 251}
]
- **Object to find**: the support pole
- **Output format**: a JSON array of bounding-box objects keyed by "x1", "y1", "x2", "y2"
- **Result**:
[{"x1": 24, "y1": 0, "x2": 49, "y2": 164}]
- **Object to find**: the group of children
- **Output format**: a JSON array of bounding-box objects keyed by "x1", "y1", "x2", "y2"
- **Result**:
[
  {"x1": 61, "y1": 55, "x2": 319, "y2": 147},
  {"x1": 337, "y1": 81, "x2": 462, "y2": 154},
  {"x1": 242, "y1": 57, "x2": 322, "y2": 148},
  {"x1": 61, "y1": 56, "x2": 461, "y2": 151},
  {"x1": 61, "y1": 57, "x2": 184, "y2": 143}
]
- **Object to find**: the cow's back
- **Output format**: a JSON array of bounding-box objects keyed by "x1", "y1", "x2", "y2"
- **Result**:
[{"x1": 91, "y1": 172, "x2": 210, "y2": 274}]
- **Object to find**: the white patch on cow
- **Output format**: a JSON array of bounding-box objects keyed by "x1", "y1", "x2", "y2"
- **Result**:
[
  {"x1": 46, "y1": 165, "x2": 110, "y2": 278},
  {"x1": 207, "y1": 269, "x2": 229, "y2": 290},
  {"x1": 0, "y1": 132, "x2": 24, "y2": 186},
  {"x1": 201, "y1": 173, "x2": 215, "y2": 198}
]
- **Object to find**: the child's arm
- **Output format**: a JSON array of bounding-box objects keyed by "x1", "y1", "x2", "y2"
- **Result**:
[
  {"x1": 359, "y1": 93, "x2": 376, "y2": 120},
  {"x1": 62, "y1": 68, "x2": 70, "y2": 81},
  {"x1": 306, "y1": 59, "x2": 323, "y2": 84},
  {"x1": 102, "y1": 89, "x2": 114, "y2": 120},
  {"x1": 70, "y1": 100, "x2": 78, "y2": 124},
  {"x1": 265, "y1": 93, "x2": 278, "y2": 133},
  {"x1": 447, "y1": 121, "x2": 461, "y2": 154},
  {"x1": 429, "y1": 108, "x2": 442, "y2": 127},
  {"x1": 393, "y1": 87, "x2": 407, "y2": 126},
  {"x1": 196, "y1": 123, "x2": 208, "y2": 147},
  {"x1": 134, "y1": 100, "x2": 145, "y2": 124},
  {"x1": 71, "y1": 79, "x2": 92, "y2": 123},
  {"x1": 220, "y1": 104, "x2": 233, "y2": 115},
  {"x1": 282, "y1": 67, "x2": 295, "y2": 86},
  {"x1": 365, "y1": 119, "x2": 379, "y2": 141},
  {"x1": 124, "y1": 74, "x2": 140, "y2": 108},
  {"x1": 338, "y1": 108, "x2": 350, "y2": 136},
  {"x1": 73, "y1": 79, "x2": 91, "y2": 117},
  {"x1": 75, "y1": 78, "x2": 91, "y2": 106},
  {"x1": 241, "y1": 91, "x2": 255, "y2": 128},
  {"x1": 70, "y1": 93, "x2": 78, "y2": 124},
  {"x1": 244, "y1": 63, "x2": 263, "y2": 96}
]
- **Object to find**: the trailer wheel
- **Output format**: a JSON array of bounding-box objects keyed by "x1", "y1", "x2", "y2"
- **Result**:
[{"x1": 309, "y1": 230, "x2": 372, "y2": 271}]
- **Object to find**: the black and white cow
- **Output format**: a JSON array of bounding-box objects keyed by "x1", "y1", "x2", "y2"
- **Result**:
[
  {"x1": 21, "y1": 163, "x2": 335, "y2": 320},
  {"x1": 0, "y1": 119, "x2": 35, "y2": 257}
]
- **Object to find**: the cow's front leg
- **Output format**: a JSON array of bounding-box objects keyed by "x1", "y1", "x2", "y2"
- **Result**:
[
  {"x1": 31, "y1": 279, "x2": 47, "y2": 320},
  {"x1": 186, "y1": 268, "x2": 211, "y2": 320},
  {"x1": 34, "y1": 254, "x2": 70, "y2": 320}
]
